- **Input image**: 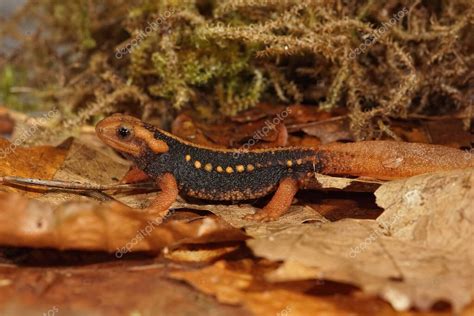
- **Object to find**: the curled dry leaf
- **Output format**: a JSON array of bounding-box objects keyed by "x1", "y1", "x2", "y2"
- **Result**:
[
  {"x1": 163, "y1": 245, "x2": 240, "y2": 263},
  {"x1": 210, "y1": 168, "x2": 473, "y2": 312},
  {"x1": 305, "y1": 173, "x2": 383, "y2": 192},
  {"x1": 0, "y1": 193, "x2": 246, "y2": 252}
]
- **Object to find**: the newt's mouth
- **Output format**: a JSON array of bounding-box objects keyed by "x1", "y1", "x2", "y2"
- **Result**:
[{"x1": 96, "y1": 117, "x2": 142, "y2": 156}]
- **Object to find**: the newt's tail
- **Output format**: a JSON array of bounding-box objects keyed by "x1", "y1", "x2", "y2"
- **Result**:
[{"x1": 316, "y1": 141, "x2": 474, "y2": 180}]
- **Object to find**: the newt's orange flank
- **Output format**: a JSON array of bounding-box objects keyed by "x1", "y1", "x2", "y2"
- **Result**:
[{"x1": 96, "y1": 114, "x2": 473, "y2": 221}]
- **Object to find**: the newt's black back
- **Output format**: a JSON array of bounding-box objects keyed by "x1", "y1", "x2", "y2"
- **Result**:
[{"x1": 131, "y1": 124, "x2": 320, "y2": 201}]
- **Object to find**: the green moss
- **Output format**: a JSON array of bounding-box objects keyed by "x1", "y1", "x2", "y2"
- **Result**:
[
  {"x1": 2, "y1": 0, "x2": 472, "y2": 138},
  {"x1": 129, "y1": 12, "x2": 263, "y2": 114},
  {"x1": 0, "y1": 66, "x2": 39, "y2": 111},
  {"x1": 0, "y1": 66, "x2": 17, "y2": 108},
  {"x1": 51, "y1": 0, "x2": 96, "y2": 49}
]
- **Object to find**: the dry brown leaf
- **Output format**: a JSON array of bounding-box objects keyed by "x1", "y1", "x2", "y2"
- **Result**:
[
  {"x1": 171, "y1": 260, "x2": 353, "y2": 316},
  {"x1": 171, "y1": 113, "x2": 223, "y2": 147},
  {"x1": 307, "y1": 173, "x2": 383, "y2": 191},
  {"x1": 421, "y1": 119, "x2": 472, "y2": 148},
  {"x1": 0, "y1": 138, "x2": 67, "y2": 194},
  {"x1": 0, "y1": 261, "x2": 248, "y2": 316},
  {"x1": 1, "y1": 128, "x2": 472, "y2": 314},
  {"x1": 52, "y1": 139, "x2": 130, "y2": 185},
  {"x1": 313, "y1": 173, "x2": 356, "y2": 189},
  {"x1": 173, "y1": 202, "x2": 328, "y2": 231},
  {"x1": 0, "y1": 107, "x2": 14, "y2": 135},
  {"x1": 35, "y1": 138, "x2": 132, "y2": 206},
  {"x1": 375, "y1": 169, "x2": 473, "y2": 255},
  {"x1": 0, "y1": 193, "x2": 246, "y2": 252},
  {"x1": 163, "y1": 245, "x2": 239, "y2": 262},
  {"x1": 171, "y1": 260, "x2": 462, "y2": 316},
  {"x1": 299, "y1": 116, "x2": 353, "y2": 144},
  {"x1": 208, "y1": 169, "x2": 473, "y2": 312}
]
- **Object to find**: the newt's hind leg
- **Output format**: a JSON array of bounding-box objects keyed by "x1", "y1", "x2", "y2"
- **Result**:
[
  {"x1": 142, "y1": 173, "x2": 178, "y2": 220},
  {"x1": 245, "y1": 177, "x2": 299, "y2": 222}
]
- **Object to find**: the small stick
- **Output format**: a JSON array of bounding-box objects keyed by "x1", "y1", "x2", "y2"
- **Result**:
[{"x1": 0, "y1": 176, "x2": 155, "y2": 191}]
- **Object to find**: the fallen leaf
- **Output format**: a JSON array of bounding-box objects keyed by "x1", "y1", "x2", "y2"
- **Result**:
[
  {"x1": 421, "y1": 119, "x2": 472, "y2": 148},
  {"x1": 375, "y1": 169, "x2": 473, "y2": 252},
  {"x1": 209, "y1": 169, "x2": 473, "y2": 312},
  {"x1": 308, "y1": 173, "x2": 383, "y2": 191},
  {"x1": 0, "y1": 261, "x2": 248, "y2": 316},
  {"x1": 173, "y1": 202, "x2": 327, "y2": 232},
  {"x1": 35, "y1": 138, "x2": 132, "y2": 206},
  {"x1": 0, "y1": 139, "x2": 67, "y2": 194},
  {"x1": 52, "y1": 139, "x2": 130, "y2": 185},
  {"x1": 299, "y1": 116, "x2": 354, "y2": 144},
  {"x1": 171, "y1": 260, "x2": 353, "y2": 316},
  {"x1": 171, "y1": 260, "x2": 461, "y2": 316},
  {"x1": 0, "y1": 193, "x2": 246, "y2": 252},
  {"x1": 163, "y1": 245, "x2": 239, "y2": 262},
  {"x1": 172, "y1": 111, "x2": 289, "y2": 148},
  {"x1": 0, "y1": 107, "x2": 14, "y2": 135},
  {"x1": 171, "y1": 113, "x2": 223, "y2": 147}
]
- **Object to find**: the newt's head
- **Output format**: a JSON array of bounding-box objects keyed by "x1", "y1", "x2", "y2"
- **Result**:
[{"x1": 96, "y1": 114, "x2": 169, "y2": 156}]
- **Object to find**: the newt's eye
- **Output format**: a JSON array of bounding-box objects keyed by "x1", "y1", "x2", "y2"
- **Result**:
[{"x1": 117, "y1": 126, "x2": 132, "y2": 140}]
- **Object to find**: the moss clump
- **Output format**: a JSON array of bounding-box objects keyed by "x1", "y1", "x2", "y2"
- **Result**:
[{"x1": 0, "y1": 0, "x2": 472, "y2": 139}]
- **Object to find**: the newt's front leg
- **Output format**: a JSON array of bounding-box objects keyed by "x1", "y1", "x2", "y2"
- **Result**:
[
  {"x1": 245, "y1": 177, "x2": 299, "y2": 222},
  {"x1": 142, "y1": 173, "x2": 178, "y2": 218}
]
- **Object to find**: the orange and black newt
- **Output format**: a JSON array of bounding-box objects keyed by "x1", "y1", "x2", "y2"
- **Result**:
[{"x1": 96, "y1": 114, "x2": 474, "y2": 221}]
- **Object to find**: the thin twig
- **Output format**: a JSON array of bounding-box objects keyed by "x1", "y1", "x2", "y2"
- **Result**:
[{"x1": 0, "y1": 176, "x2": 155, "y2": 191}]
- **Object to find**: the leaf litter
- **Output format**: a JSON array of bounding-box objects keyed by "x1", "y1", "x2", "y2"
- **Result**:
[
  {"x1": 214, "y1": 168, "x2": 473, "y2": 312},
  {"x1": 0, "y1": 134, "x2": 473, "y2": 314}
]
